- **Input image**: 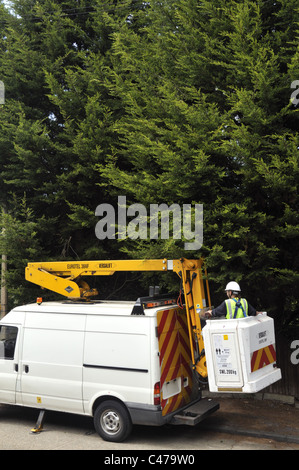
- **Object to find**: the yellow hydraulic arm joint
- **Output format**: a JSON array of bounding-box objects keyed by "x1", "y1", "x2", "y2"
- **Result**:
[{"x1": 25, "y1": 258, "x2": 211, "y2": 379}]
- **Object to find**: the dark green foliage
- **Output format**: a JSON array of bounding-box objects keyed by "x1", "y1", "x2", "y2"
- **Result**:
[{"x1": 0, "y1": 0, "x2": 298, "y2": 335}]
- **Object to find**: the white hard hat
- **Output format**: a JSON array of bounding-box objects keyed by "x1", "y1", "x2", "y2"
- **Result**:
[{"x1": 225, "y1": 281, "x2": 241, "y2": 292}]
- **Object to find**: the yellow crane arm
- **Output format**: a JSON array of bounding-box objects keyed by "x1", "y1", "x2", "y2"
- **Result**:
[
  {"x1": 25, "y1": 258, "x2": 211, "y2": 378},
  {"x1": 26, "y1": 259, "x2": 169, "y2": 298}
]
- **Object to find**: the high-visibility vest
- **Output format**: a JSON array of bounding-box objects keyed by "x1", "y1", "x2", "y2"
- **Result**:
[{"x1": 225, "y1": 298, "x2": 248, "y2": 319}]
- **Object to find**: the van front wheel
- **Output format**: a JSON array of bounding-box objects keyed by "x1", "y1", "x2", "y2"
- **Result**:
[{"x1": 94, "y1": 400, "x2": 132, "y2": 442}]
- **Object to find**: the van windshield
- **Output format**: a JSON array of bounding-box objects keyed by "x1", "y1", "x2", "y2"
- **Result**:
[{"x1": 0, "y1": 326, "x2": 18, "y2": 360}]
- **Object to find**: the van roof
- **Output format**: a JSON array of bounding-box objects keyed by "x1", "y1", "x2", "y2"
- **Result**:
[{"x1": 11, "y1": 299, "x2": 177, "y2": 317}]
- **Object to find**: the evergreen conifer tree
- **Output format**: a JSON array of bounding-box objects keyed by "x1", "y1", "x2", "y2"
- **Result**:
[
  {"x1": 98, "y1": 0, "x2": 299, "y2": 330},
  {"x1": 0, "y1": 0, "x2": 298, "y2": 332}
]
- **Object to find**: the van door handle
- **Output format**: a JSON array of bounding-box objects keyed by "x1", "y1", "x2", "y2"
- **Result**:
[
  {"x1": 24, "y1": 365, "x2": 29, "y2": 373},
  {"x1": 14, "y1": 364, "x2": 18, "y2": 372}
]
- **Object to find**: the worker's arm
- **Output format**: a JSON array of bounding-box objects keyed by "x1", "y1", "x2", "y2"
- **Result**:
[
  {"x1": 203, "y1": 301, "x2": 226, "y2": 319},
  {"x1": 248, "y1": 303, "x2": 264, "y2": 316},
  {"x1": 248, "y1": 303, "x2": 257, "y2": 316}
]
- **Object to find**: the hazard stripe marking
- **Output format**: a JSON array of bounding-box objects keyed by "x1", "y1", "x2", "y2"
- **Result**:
[
  {"x1": 157, "y1": 308, "x2": 195, "y2": 416},
  {"x1": 159, "y1": 314, "x2": 177, "y2": 366},
  {"x1": 160, "y1": 334, "x2": 180, "y2": 386},
  {"x1": 251, "y1": 344, "x2": 276, "y2": 372}
]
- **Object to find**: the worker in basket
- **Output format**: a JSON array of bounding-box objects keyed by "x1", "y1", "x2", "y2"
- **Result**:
[{"x1": 203, "y1": 281, "x2": 261, "y2": 319}]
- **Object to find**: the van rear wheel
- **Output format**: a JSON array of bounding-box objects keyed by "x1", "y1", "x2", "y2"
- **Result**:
[{"x1": 94, "y1": 400, "x2": 132, "y2": 442}]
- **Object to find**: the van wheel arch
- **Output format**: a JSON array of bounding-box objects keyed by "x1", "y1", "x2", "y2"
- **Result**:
[{"x1": 92, "y1": 395, "x2": 127, "y2": 416}]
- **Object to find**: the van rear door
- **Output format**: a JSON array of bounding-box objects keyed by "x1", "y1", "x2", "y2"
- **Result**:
[
  {"x1": 157, "y1": 307, "x2": 198, "y2": 416},
  {"x1": 0, "y1": 324, "x2": 20, "y2": 404}
]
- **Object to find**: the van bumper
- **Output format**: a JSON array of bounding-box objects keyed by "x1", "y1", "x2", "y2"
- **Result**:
[
  {"x1": 126, "y1": 402, "x2": 166, "y2": 426},
  {"x1": 126, "y1": 397, "x2": 219, "y2": 427}
]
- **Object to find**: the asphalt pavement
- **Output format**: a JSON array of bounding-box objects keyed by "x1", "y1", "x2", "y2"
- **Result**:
[
  {"x1": 0, "y1": 396, "x2": 298, "y2": 450},
  {"x1": 200, "y1": 395, "x2": 299, "y2": 444}
]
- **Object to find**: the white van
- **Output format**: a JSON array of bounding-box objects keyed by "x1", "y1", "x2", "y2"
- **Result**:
[{"x1": 0, "y1": 298, "x2": 218, "y2": 441}]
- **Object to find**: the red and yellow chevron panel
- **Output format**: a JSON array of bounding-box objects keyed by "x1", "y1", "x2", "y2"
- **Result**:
[
  {"x1": 251, "y1": 344, "x2": 276, "y2": 372},
  {"x1": 157, "y1": 308, "x2": 194, "y2": 416}
]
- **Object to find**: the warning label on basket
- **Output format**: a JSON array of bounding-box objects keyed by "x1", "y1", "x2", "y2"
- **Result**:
[{"x1": 214, "y1": 334, "x2": 238, "y2": 377}]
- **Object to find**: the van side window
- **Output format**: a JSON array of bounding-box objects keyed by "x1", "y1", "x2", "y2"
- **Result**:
[{"x1": 0, "y1": 326, "x2": 18, "y2": 360}]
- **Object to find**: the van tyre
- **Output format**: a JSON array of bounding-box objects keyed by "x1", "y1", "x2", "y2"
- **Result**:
[{"x1": 94, "y1": 400, "x2": 132, "y2": 442}]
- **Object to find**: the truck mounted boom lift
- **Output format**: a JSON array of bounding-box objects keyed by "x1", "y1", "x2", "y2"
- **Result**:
[
  {"x1": 0, "y1": 257, "x2": 280, "y2": 442},
  {"x1": 25, "y1": 258, "x2": 210, "y2": 379}
]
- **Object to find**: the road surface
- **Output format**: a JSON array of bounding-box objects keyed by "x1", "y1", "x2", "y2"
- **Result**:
[{"x1": 0, "y1": 403, "x2": 298, "y2": 451}]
